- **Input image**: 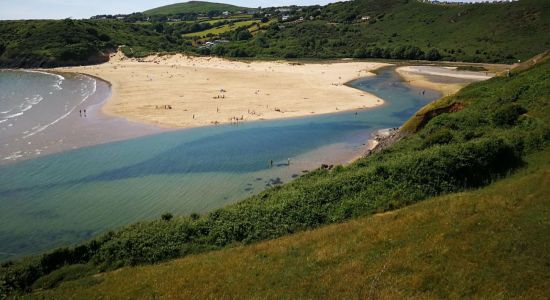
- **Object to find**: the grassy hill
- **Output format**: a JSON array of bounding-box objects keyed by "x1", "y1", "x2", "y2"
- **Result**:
[
  {"x1": 2, "y1": 52, "x2": 548, "y2": 298},
  {"x1": 144, "y1": 1, "x2": 249, "y2": 16},
  {"x1": 30, "y1": 150, "x2": 550, "y2": 299},
  {"x1": 217, "y1": 0, "x2": 550, "y2": 62}
]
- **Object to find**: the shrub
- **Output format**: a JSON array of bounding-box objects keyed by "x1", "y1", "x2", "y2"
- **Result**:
[
  {"x1": 424, "y1": 128, "x2": 454, "y2": 147},
  {"x1": 161, "y1": 213, "x2": 174, "y2": 221},
  {"x1": 492, "y1": 104, "x2": 527, "y2": 127}
]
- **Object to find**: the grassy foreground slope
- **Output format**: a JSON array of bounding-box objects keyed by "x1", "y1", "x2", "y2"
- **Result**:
[
  {"x1": 32, "y1": 150, "x2": 550, "y2": 299},
  {"x1": 144, "y1": 1, "x2": 249, "y2": 16}
]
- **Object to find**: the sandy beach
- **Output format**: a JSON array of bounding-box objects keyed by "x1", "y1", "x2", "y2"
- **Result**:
[
  {"x1": 396, "y1": 65, "x2": 495, "y2": 95},
  {"x1": 60, "y1": 53, "x2": 389, "y2": 128}
]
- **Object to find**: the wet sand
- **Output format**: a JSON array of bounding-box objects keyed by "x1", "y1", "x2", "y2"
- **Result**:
[
  {"x1": 59, "y1": 52, "x2": 389, "y2": 128},
  {"x1": 396, "y1": 65, "x2": 495, "y2": 95}
]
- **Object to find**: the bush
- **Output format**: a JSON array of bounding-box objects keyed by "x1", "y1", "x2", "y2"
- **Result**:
[
  {"x1": 492, "y1": 104, "x2": 527, "y2": 127},
  {"x1": 424, "y1": 129, "x2": 454, "y2": 147},
  {"x1": 425, "y1": 48, "x2": 442, "y2": 61},
  {"x1": 161, "y1": 213, "x2": 174, "y2": 221}
]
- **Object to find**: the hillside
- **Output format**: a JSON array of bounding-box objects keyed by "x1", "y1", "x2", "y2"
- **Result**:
[
  {"x1": 30, "y1": 150, "x2": 550, "y2": 299},
  {"x1": 0, "y1": 19, "x2": 191, "y2": 68},
  {"x1": 144, "y1": 1, "x2": 249, "y2": 16},
  {"x1": 217, "y1": 0, "x2": 550, "y2": 62},
  {"x1": 1, "y1": 53, "x2": 548, "y2": 297},
  {"x1": 0, "y1": 0, "x2": 549, "y2": 67}
]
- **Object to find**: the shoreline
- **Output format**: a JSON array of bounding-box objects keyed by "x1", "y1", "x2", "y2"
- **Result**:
[
  {"x1": 58, "y1": 52, "x2": 390, "y2": 129},
  {"x1": 0, "y1": 70, "x2": 166, "y2": 166}
]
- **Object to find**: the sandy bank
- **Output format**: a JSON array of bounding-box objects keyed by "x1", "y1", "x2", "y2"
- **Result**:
[
  {"x1": 60, "y1": 53, "x2": 389, "y2": 128},
  {"x1": 396, "y1": 65, "x2": 495, "y2": 96}
]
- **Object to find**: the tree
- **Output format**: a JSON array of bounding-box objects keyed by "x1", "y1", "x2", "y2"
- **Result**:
[
  {"x1": 236, "y1": 30, "x2": 252, "y2": 41},
  {"x1": 425, "y1": 48, "x2": 442, "y2": 61},
  {"x1": 353, "y1": 48, "x2": 368, "y2": 58}
]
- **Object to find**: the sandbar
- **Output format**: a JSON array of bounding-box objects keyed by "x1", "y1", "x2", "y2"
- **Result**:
[
  {"x1": 60, "y1": 53, "x2": 389, "y2": 128},
  {"x1": 396, "y1": 65, "x2": 495, "y2": 96}
]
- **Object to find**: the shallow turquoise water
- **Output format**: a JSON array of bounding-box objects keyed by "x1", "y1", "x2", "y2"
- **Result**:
[{"x1": 0, "y1": 67, "x2": 440, "y2": 260}]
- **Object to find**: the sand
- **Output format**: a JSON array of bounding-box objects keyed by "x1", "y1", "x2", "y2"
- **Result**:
[
  {"x1": 396, "y1": 65, "x2": 495, "y2": 96},
  {"x1": 59, "y1": 53, "x2": 389, "y2": 129}
]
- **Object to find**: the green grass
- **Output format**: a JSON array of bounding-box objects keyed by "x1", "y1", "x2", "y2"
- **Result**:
[
  {"x1": 28, "y1": 149, "x2": 550, "y2": 299},
  {"x1": 183, "y1": 20, "x2": 259, "y2": 37},
  {"x1": 144, "y1": 1, "x2": 249, "y2": 16}
]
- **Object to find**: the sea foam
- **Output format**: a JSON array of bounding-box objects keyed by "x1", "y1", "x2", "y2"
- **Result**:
[{"x1": 23, "y1": 78, "x2": 97, "y2": 139}]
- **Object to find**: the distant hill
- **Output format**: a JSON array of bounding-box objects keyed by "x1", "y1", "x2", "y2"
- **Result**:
[
  {"x1": 220, "y1": 0, "x2": 550, "y2": 62},
  {"x1": 144, "y1": 1, "x2": 250, "y2": 15}
]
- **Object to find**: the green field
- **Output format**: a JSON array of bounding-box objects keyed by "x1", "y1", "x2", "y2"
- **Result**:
[
  {"x1": 183, "y1": 20, "x2": 260, "y2": 37},
  {"x1": 144, "y1": 1, "x2": 249, "y2": 16}
]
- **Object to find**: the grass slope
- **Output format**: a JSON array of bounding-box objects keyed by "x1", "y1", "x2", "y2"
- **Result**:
[
  {"x1": 31, "y1": 150, "x2": 550, "y2": 299},
  {"x1": 144, "y1": 1, "x2": 249, "y2": 16},
  {"x1": 183, "y1": 20, "x2": 259, "y2": 38}
]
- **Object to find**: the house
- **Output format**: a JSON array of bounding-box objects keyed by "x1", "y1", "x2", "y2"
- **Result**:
[
  {"x1": 361, "y1": 16, "x2": 371, "y2": 21},
  {"x1": 222, "y1": 11, "x2": 230, "y2": 17},
  {"x1": 282, "y1": 15, "x2": 290, "y2": 21}
]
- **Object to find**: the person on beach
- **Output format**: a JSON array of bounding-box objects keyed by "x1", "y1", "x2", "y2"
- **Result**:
[
  {"x1": 84, "y1": 109, "x2": 87, "y2": 117},
  {"x1": 79, "y1": 110, "x2": 82, "y2": 117},
  {"x1": 270, "y1": 160, "x2": 273, "y2": 168}
]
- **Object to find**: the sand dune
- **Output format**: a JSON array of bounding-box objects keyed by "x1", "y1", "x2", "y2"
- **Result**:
[{"x1": 60, "y1": 53, "x2": 389, "y2": 128}]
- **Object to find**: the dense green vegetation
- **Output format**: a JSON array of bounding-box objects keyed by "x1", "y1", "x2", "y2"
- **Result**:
[
  {"x1": 1, "y1": 52, "x2": 548, "y2": 298},
  {"x1": 144, "y1": 1, "x2": 249, "y2": 16},
  {"x1": 1, "y1": 0, "x2": 549, "y2": 67},
  {"x1": 215, "y1": 0, "x2": 550, "y2": 61},
  {"x1": 0, "y1": 19, "x2": 192, "y2": 67},
  {"x1": 29, "y1": 150, "x2": 550, "y2": 298}
]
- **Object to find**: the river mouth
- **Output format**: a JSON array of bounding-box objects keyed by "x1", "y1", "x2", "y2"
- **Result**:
[{"x1": 0, "y1": 66, "x2": 441, "y2": 261}]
